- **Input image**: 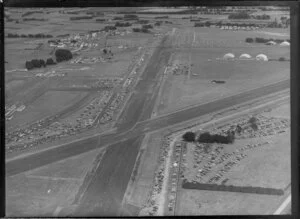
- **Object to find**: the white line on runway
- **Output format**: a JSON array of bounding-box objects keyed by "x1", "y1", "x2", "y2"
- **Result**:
[
  {"x1": 26, "y1": 175, "x2": 83, "y2": 182},
  {"x1": 53, "y1": 206, "x2": 62, "y2": 216},
  {"x1": 274, "y1": 194, "x2": 291, "y2": 215}
]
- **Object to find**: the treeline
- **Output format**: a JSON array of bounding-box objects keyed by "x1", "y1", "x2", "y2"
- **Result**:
[
  {"x1": 155, "y1": 16, "x2": 169, "y2": 19},
  {"x1": 182, "y1": 180, "x2": 284, "y2": 196},
  {"x1": 182, "y1": 131, "x2": 235, "y2": 144},
  {"x1": 25, "y1": 49, "x2": 72, "y2": 70},
  {"x1": 56, "y1": 34, "x2": 70, "y2": 38},
  {"x1": 228, "y1": 11, "x2": 251, "y2": 19},
  {"x1": 7, "y1": 33, "x2": 53, "y2": 38},
  {"x1": 136, "y1": 20, "x2": 150, "y2": 24},
  {"x1": 23, "y1": 18, "x2": 47, "y2": 21},
  {"x1": 69, "y1": 16, "x2": 93, "y2": 21},
  {"x1": 22, "y1": 11, "x2": 43, "y2": 17},
  {"x1": 96, "y1": 18, "x2": 106, "y2": 22},
  {"x1": 115, "y1": 22, "x2": 132, "y2": 27},
  {"x1": 102, "y1": 25, "x2": 117, "y2": 32},
  {"x1": 123, "y1": 14, "x2": 139, "y2": 20},
  {"x1": 25, "y1": 58, "x2": 55, "y2": 70},
  {"x1": 250, "y1": 14, "x2": 271, "y2": 20},
  {"x1": 194, "y1": 21, "x2": 212, "y2": 27},
  {"x1": 86, "y1": 11, "x2": 104, "y2": 16},
  {"x1": 245, "y1": 37, "x2": 290, "y2": 44},
  {"x1": 154, "y1": 21, "x2": 163, "y2": 26},
  {"x1": 132, "y1": 24, "x2": 153, "y2": 33}
]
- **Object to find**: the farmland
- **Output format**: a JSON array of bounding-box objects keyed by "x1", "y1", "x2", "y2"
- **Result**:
[{"x1": 5, "y1": 6, "x2": 291, "y2": 217}]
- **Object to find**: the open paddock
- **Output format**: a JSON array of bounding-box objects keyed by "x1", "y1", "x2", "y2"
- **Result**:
[{"x1": 7, "y1": 91, "x2": 89, "y2": 129}]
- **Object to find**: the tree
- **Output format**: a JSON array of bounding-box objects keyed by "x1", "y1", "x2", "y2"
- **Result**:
[
  {"x1": 25, "y1": 61, "x2": 34, "y2": 70},
  {"x1": 248, "y1": 116, "x2": 258, "y2": 131},
  {"x1": 182, "y1": 131, "x2": 196, "y2": 142},
  {"x1": 55, "y1": 49, "x2": 73, "y2": 63},
  {"x1": 46, "y1": 58, "x2": 55, "y2": 65},
  {"x1": 198, "y1": 132, "x2": 213, "y2": 143},
  {"x1": 40, "y1": 59, "x2": 46, "y2": 67},
  {"x1": 245, "y1": 37, "x2": 254, "y2": 43}
]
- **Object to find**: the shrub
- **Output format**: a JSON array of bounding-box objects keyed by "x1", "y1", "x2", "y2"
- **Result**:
[{"x1": 182, "y1": 132, "x2": 196, "y2": 142}]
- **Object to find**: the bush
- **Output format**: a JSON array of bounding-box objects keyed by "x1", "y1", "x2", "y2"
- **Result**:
[
  {"x1": 182, "y1": 132, "x2": 196, "y2": 142},
  {"x1": 55, "y1": 49, "x2": 73, "y2": 63},
  {"x1": 245, "y1": 37, "x2": 254, "y2": 43}
]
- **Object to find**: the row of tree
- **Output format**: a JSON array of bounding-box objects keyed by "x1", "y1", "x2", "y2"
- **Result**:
[
  {"x1": 23, "y1": 18, "x2": 47, "y2": 21},
  {"x1": 25, "y1": 49, "x2": 72, "y2": 70},
  {"x1": 96, "y1": 18, "x2": 106, "y2": 22},
  {"x1": 245, "y1": 37, "x2": 290, "y2": 44},
  {"x1": 22, "y1": 11, "x2": 43, "y2": 17},
  {"x1": 182, "y1": 180, "x2": 284, "y2": 195},
  {"x1": 154, "y1": 16, "x2": 169, "y2": 19},
  {"x1": 182, "y1": 131, "x2": 235, "y2": 144},
  {"x1": 7, "y1": 33, "x2": 53, "y2": 38},
  {"x1": 25, "y1": 58, "x2": 56, "y2": 70},
  {"x1": 250, "y1": 14, "x2": 271, "y2": 20},
  {"x1": 102, "y1": 25, "x2": 117, "y2": 32},
  {"x1": 69, "y1": 16, "x2": 93, "y2": 20},
  {"x1": 115, "y1": 22, "x2": 132, "y2": 27},
  {"x1": 228, "y1": 11, "x2": 251, "y2": 19}
]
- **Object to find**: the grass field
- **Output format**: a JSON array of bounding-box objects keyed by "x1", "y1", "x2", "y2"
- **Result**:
[
  {"x1": 156, "y1": 26, "x2": 290, "y2": 116},
  {"x1": 6, "y1": 147, "x2": 104, "y2": 217},
  {"x1": 7, "y1": 91, "x2": 88, "y2": 129}
]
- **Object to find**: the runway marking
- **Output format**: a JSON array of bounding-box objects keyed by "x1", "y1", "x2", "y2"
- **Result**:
[
  {"x1": 274, "y1": 194, "x2": 291, "y2": 215},
  {"x1": 193, "y1": 30, "x2": 196, "y2": 45},
  {"x1": 26, "y1": 174, "x2": 83, "y2": 182},
  {"x1": 53, "y1": 206, "x2": 62, "y2": 216}
]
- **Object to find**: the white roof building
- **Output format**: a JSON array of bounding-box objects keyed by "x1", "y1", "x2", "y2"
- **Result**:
[
  {"x1": 239, "y1": 53, "x2": 252, "y2": 59},
  {"x1": 256, "y1": 54, "x2": 268, "y2": 61},
  {"x1": 265, "y1": 41, "x2": 277, "y2": 45},
  {"x1": 280, "y1": 41, "x2": 290, "y2": 46},
  {"x1": 223, "y1": 53, "x2": 235, "y2": 60}
]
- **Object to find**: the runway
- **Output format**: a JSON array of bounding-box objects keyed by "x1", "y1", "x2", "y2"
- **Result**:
[{"x1": 6, "y1": 78, "x2": 289, "y2": 177}]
